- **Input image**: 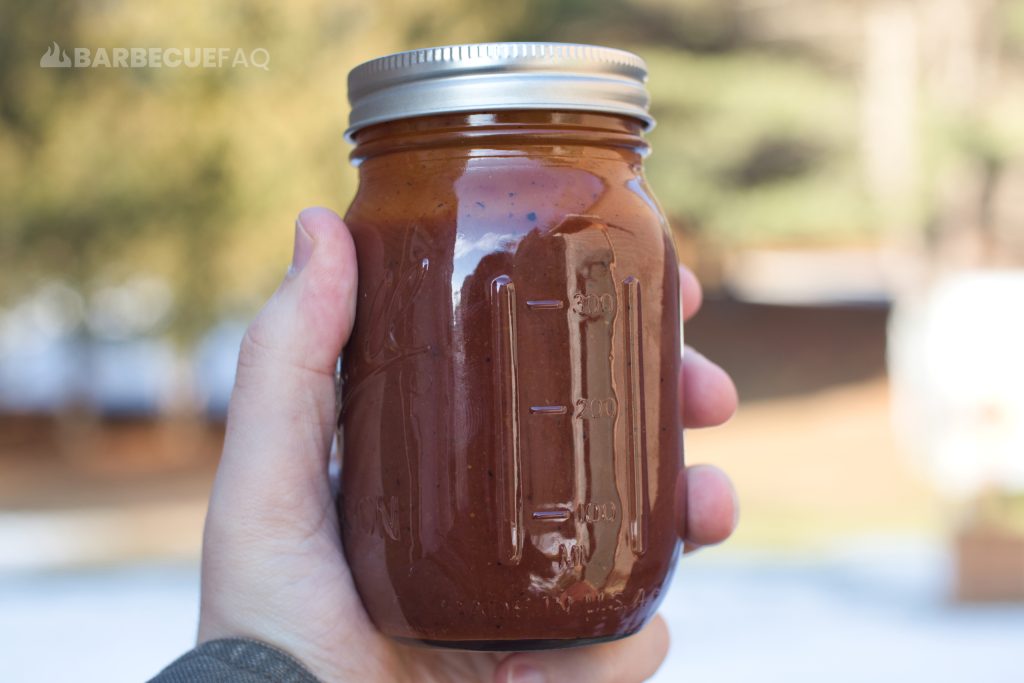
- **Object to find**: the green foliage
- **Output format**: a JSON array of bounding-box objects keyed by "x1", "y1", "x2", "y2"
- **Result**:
[
  {"x1": 1001, "y1": 0, "x2": 1024, "y2": 55},
  {"x1": 0, "y1": 0, "x2": 512, "y2": 341},
  {"x1": 643, "y1": 49, "x2": 868, "y2": 245},
  {"x1": 499, "y1": 0, "x2": 742, "y2": 52},
  {"x1": 3, "y1": 0, "x2": 1021, "y2": 341}
]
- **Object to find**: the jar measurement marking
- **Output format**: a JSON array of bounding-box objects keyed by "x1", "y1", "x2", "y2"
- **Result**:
[
  {"x1": 494, "y1": 275, "x2": 639, "y2": 562},
  {"x1": 572, "y1": 291, "x2": 614, "y2": 318},
  {"x1": 559, "y1": 542, "x2": 590, "y2": 569},
  {"x1": 623, "y1": 276, "x2": 649, "y2": 556},
  {"x1": 532, "y1": 506, "x2": 572, "y2": 521},
  {"x1": 525, "y1": 299, "x2": 564, "y2": 310},
  {"x1": 574, "y1": 397, "x2": 617, "y2": 419},
  {"x1": 531, "y1": 501, "x2": 617, "y2": 523},
  {"x1": 491, "y1": 275, "x2": 524, "y2": 565},
  {"x1": 577, "y1": 500, "x2": 617, "y2": 523},
  {"x1": 530, "y1": 405, "x2": 568, "y2": 415}
]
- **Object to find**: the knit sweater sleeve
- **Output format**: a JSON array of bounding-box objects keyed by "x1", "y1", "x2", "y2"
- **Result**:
[{"x1": 150, "y1": 638, "x2": 322, "y2": 683}]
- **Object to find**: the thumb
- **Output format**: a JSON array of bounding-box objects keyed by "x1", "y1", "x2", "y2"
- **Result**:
[{"x1": 211, "y1": 206, "x2": 358, "y2": 534}]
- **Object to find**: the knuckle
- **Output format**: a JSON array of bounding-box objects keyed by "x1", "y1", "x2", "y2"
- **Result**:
[
  {"x1": 235, "y1": 310, "x2": 293, "y2": 388},
  {"x1": 238, "y1": 315, "x2": 274, "y2": 368}
]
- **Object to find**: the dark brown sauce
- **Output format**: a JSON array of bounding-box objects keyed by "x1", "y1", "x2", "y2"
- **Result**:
[{"x1": 339, "y1": 111, "x2": 682, "y2": 649}]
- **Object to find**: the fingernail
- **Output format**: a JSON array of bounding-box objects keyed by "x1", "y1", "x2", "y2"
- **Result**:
[
  {"x1": 290, "y1": 215, "x2": 315, "y2": 275},
  {"x1": 508, "y1": 663, "x2": 546, "y2": 683}
]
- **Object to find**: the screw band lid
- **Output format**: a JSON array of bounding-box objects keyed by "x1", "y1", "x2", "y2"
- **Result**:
[{"x1": 345, "y1": 42, "x2": 654, "y2": 142}]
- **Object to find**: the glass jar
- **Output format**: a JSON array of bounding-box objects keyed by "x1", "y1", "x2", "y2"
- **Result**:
[{"x1": 338, "y1": 43, "x2": 682, "y2": 650}]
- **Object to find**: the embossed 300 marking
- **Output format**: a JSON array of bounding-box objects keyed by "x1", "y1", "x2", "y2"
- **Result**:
[{"x1": 572, "y1": 291, "x2": 614, "y2": 318}]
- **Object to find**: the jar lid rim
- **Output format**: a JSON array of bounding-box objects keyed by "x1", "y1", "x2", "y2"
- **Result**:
[{"x1": 345, "y1": 42, "x2": 654, "y2": 142}]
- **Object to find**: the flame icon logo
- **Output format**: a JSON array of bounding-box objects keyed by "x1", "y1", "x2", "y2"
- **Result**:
[{"x1": 40, "y1": 42, "x2": 71, "y2": 68}]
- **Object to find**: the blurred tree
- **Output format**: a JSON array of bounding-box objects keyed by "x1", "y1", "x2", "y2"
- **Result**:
[
  {"x1": 498, "y1": 0, "x2": 869, "y2": 247},
  {"x1": 0, "y1": 0, "x2": 517, "y2": 342},
  {"x1": 2, "y1": 0, "x2": 1022, "y2": 347},
  {"x1": 500, "y1": 0, "x2": 744, "y2": 52}
]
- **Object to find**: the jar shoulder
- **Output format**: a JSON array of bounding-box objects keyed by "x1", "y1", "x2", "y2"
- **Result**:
[{"x1": 346, "y1": 155, "x2": 670, "y2": 245}]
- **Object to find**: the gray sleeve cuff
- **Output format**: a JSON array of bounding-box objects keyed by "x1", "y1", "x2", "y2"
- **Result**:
[{"x1": 150, "y1": 638, "x2": 322, "y2": 683}]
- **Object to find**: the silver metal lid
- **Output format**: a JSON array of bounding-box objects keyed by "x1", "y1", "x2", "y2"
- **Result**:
[{"x1": 345, "y1": 42, "x2": 654, "y2": 142}]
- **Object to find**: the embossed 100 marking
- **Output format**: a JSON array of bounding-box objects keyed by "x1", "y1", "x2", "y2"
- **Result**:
[{"x1": 575, "y1": 397, "x2": 618, "y2": 419}]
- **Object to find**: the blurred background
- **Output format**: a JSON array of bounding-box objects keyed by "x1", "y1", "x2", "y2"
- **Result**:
[{"x1": 2, "y1": 0, "x2": 1023, "y2": 680}]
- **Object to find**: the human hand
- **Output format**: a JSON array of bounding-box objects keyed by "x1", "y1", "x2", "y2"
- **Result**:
[{"x1": 196, "y1": 207, "x2": 739, "y2": 683}]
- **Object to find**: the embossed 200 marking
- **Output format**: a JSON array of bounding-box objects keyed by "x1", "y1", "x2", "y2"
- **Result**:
[{"x1": 575, "y1": 397, "x2": 618, "y2": 419}]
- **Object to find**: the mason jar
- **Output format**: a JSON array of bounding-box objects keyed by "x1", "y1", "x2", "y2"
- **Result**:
[{"x1": 338, "y1": 42, "x2": 682, "y2": 650}]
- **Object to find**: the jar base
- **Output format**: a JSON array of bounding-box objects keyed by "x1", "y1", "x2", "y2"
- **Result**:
[{"x1": 392, "y1": 632, "x2": 632, "y2": 652}]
